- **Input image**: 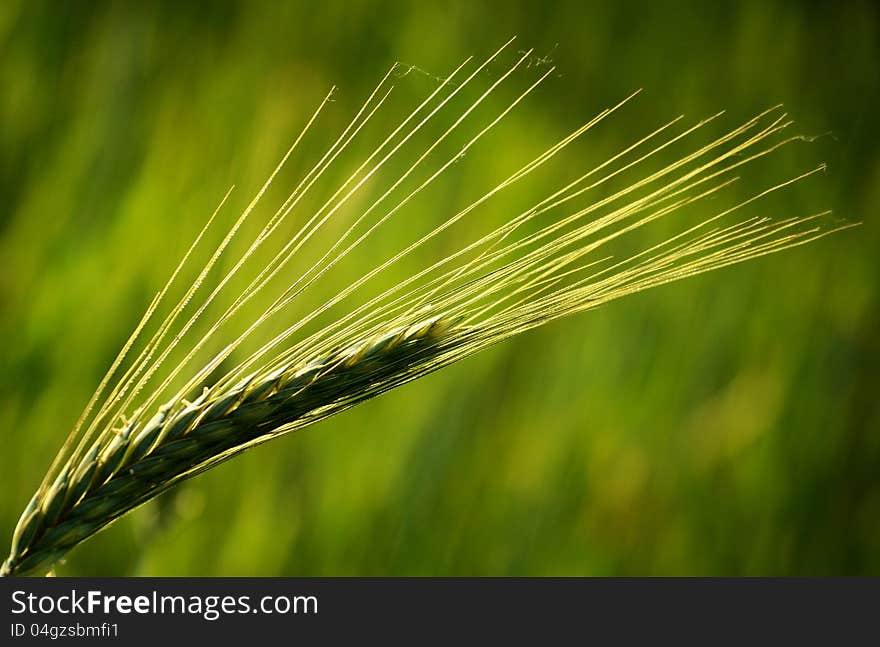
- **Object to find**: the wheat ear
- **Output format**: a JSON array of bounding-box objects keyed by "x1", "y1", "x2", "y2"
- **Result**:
[
  {"x1": 1, "y1": 40, "x2": 855, "y2": 576},
  {"x1": 4, "y1": 316, "x2": 460, "y2": 576}
]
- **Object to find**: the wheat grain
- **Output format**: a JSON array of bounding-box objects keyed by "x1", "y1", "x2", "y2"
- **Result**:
[
  {"x1": 0, "y1": 39, "x2": 855, "y2": 576},
  {"x1": 2, "y1": 315, "x2": 458, "y2": 576}
]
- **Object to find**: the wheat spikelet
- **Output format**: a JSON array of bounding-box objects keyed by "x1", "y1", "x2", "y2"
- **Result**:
[{"x1": 1, "y1": 39, "x2": 854, "y2": 576}]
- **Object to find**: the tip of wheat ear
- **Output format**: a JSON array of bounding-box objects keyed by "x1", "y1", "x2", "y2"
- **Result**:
[{"x1": 0, "y1": 316, "x2": 459, "y2": 577}]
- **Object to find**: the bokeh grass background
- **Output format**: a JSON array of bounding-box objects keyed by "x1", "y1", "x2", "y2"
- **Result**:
[{"x1": 1, "y1": 0, "x2": 878, "y2": 575}]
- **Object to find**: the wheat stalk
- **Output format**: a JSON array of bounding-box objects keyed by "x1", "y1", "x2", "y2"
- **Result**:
[{"x1": 1, "y1": 40, "x2": 854, "y2": 576}]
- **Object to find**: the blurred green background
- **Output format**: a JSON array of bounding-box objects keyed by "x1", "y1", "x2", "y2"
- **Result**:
[{"x1": 1, "y1": 0, "x2": 878, "y2": 575}]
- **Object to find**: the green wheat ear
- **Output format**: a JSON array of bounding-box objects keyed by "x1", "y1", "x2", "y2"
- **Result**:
[{"x1": 1, "y1": 39, "x2": 854, "y2": 577}]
